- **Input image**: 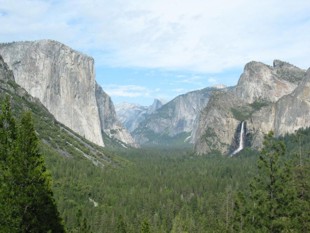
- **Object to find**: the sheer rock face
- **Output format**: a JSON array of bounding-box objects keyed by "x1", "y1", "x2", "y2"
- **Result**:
[
  {"x1": 234, "y1": 61, "x2": 299, "y2": 103},
  {"x1": 274, "y1": 69, "x2": 310, "y2": 135},
  {"x1": 131, "y1": 88, "x2": 215, "y2": 146},
  {"x1": 193, "y1": 89, "x2": 242, "y2": 154},
  {"x1": 0, "y1": 40, "x2": 135, "y2": 147},
  {"x1": 115, "y1": 99, "x2": 163, "y2": 134},
  {"x1": 95, "y1": 84, "x2": 137, "y2": 147},
  {"x1": 115, "y1": 103, "x2": 148, "y2": 133},
  {"x1": 194, "y1": 60, "x2": 307, "y2": 155}
]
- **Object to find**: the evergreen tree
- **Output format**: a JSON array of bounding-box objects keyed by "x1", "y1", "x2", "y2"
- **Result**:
[
  {"x1": 291, "y1": 132, "x2": 310, "y2": 232},
  {"x1": 0, "y1": 97, "x2": 65, "y2": 232},
  {"x1": 116, "y1": 215, "x2": 127, "y2": 233},
  {"x1": 293, "y1": 161, "x2": 310, "y2": 232},
  {"x1": 233, "y1": 132, "x2": 297, "y2": 232},
  {"x1": 15, "y1": 111, "x2": 65, "y2": 232},
  {"x1": 140, "y1": 219, "x2": 150, "y2": 233},
  {"x1": 0, "y1": 96, "x2": 19, "y2": 232},
  {"x1": 71, "y1": 209, "x2": 92, "y2": 233}
]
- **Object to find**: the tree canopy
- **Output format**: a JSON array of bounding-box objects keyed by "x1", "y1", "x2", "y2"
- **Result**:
[{"x1": 0, "y1": 96, "x2": 65, "y2": 232}]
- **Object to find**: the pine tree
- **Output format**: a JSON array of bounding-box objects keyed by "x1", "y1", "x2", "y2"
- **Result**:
[
  {"x1": 233, "y1": 132, "x2": 297, "y2": 232},
  {"x1": 291, "y1": 132, "x2": 310, "y2": 232},
  {"x1": 140, "y1": 219, "x2": 151, "y2": 233},
  {"x1": 0, "y1": 96, "x2": 19, "y2": 232},
  {"x1": 0, "y1": 97, "x2": 65, "y2": 232},
  {"x1": 117, "y1": 215, "x2": 127, "y2": 233},
  {"x1": 14, "y1": 111, "x2": 65, "y2": 232},
  {"x1": 71, "y1": 209, "x2": 92, "y2": 233}
]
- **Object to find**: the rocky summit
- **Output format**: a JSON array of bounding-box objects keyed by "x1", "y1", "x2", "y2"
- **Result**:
[
  {"x1": 193, "y1": 60, "x2": 308, "y2": 155},
  {"x1": 115, "y1": 99, "x2": 165, "y2": 134},
  {"x1": 0, "y1": 40, "x2": 136, "y2": 147}
]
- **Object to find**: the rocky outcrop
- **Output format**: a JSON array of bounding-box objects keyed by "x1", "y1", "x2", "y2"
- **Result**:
[
  {"x1": 274, "y1": 69, "x2": 310, "y2": 135},
  {"x1": 0, "y1": 40, "x2": 135, "y2": 147},
  {"x1": 147, "y1": 99, "x2": 165, "y2": 114},
  {"x1": 131, "y1": 88, "x2": 215, "y2": 146},
  {"x1": 193, "y1": 89, "x2": 242, "y2": 154},
  {"x1": 194, "y1": 60, "x2": 307, "y2": 155},
  {"x1": 95, "y1": 84, "x2": 137, "y2": 147},
  {"x1": 116, "y1": 103, "x2": 148, "y2": 133},
  {"x1": 234, "y1": 61, "x2": 300, "y2": 103},
  {"x1": 116, "y1": 99, "x2": 164, "y2": 133}
]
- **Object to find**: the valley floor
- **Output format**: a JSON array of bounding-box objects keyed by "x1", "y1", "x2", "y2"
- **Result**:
[{"x1": 46, "y1": 147, "x2": 259, "y2": 232}]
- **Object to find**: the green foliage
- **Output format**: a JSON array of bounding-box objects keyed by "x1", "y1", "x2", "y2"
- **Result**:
[
  {"x1": 133, "y1": 127, "x2": 192, "y2": 149},
  {"x1": 231, "y1": 106, "x2": 252, "y2": 121},
  {"x1": 0, "y1": 97, "x2": 65, "y2": 232},
  {"x1": 45, "y1": 146, "x2": 257, "y2": 232},
  {"x1": 117, "y1": 215, "x2": 127, "y2": 233},
  {"x1": 0, "y1": 96, "x2": 19, "y2": 232},
  {"x1": 140, "y1": 219, "x2": 151, "y2": 233},
  {"x1": 233, "y1": 131, "x2": 310, "y2": 232},
  {"x1": 231, "y1": 100, "x2": 270, "y2": 121}
]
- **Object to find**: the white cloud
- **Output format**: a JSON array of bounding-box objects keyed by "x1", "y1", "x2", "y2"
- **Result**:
[
  {"x1": 179, "y1": 75, "x2": 203, "y2": 84},
  {"x1": 103, "y1": 84, "x2": 151, "y2": 98},
  {"x1": 102, "y1": 84, "x2": 174, "y2": 104},
  {"x1": 1, "y1": 0, "x2": 310, "y2": 72},
  {"x1": 207, "y1": 77, "x2": 217, "y2": 84}
]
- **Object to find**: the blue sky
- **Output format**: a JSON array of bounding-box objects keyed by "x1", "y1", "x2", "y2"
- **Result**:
[{"x1": 0, "y1": 0, "x2": 310, "y2": 106}]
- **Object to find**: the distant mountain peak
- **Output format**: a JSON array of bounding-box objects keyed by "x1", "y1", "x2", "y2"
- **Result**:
[
  {"x1": 147, "y1": 98, "x2": 165, "y2": 114},
  {"x1": 213, "y1": 84, "x2": 226, "y2": 89}
]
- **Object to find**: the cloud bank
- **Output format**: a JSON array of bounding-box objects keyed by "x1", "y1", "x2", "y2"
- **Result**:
[{"x1": 1, "y1": 0, "x2": 310, "y2": 73}]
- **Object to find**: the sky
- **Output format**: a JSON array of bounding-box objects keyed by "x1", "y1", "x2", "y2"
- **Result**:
[{"x1": 0, "y1": 0, "x2": 310, "y2": 106}]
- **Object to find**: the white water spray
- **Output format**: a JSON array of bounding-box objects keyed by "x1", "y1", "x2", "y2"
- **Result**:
[{"x1": 231, "y1": 121, "x2": 245, "y2": 156}]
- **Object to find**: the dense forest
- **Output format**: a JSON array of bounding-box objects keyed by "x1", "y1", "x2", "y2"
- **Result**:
[{"x1": 0, "y1": 96, "x2": 310, "y2": 232}]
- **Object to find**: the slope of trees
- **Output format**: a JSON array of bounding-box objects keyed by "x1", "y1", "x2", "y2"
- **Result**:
[
  {"x1": 0, "y1": 97, "x2": 65, "y2": 232},
  {"x1": 233, "y1": 131, "x2": 310, "y2": 232}
]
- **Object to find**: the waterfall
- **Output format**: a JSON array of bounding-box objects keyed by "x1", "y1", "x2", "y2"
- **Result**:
[{"x1": 231, "y1": 121, "x2": 245, "y2": 156}]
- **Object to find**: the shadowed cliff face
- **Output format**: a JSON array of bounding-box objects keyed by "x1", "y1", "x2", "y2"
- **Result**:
[
  {"x1": 95, "y1": 84, "x2": 137, "y2": 147},
  {"x1": 194, "y1": 60, "x2": 308, "y2": 155},
  {"x1": 0, "y1": 40, "x2": 135, "y2": 147}
]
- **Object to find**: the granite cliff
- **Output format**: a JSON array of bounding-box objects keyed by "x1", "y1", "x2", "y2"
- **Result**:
[
  {"x1": 95, "y1": 84, "x2": 137, "y2": 147},
  {"x1": 0, "y1": 40, "x2": 135, "y2": 147},
  {"x1": 126, "y1": 88, "x2": 216, "y2": 147},
  {"x1": 194, "y1": 60, "x2": 307, "y2": 155},
  {"x1": 0, "y1": 54, "x2": 119, "y2": 166},
  {"x1": 115, "y1": 99, "x2": 164, "y2": 134}
]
